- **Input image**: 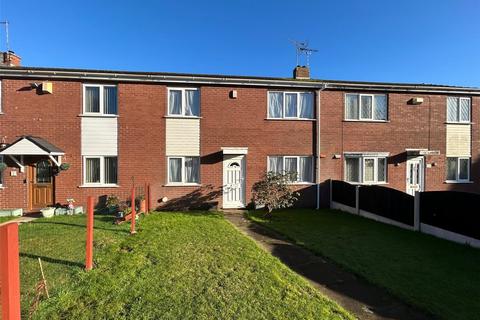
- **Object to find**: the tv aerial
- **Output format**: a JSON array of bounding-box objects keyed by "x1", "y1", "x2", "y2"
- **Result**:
[{"x1": 290, "y1": 40, "x2": 318, "y2": 67}]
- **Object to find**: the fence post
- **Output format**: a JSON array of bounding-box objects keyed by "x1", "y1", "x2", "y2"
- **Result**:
[
  {"x1": 329, "y1": 179, "x2": 333, "y2": 208},
  {"x1": 0, "y1": 222, "x2": 21, "y2": 320},
  {"x1": 414, "y1": 191, "x2": 421, "y2": 231},
  {"x1": 85, "y1": 196, "x2": 94, "y2": 270},
  {"x1": 147, "y1": 183, "x2": 151, "y2": 213},
  {"x1": 130, "y1": 187, "x2": 137, "y2": 234},
  {"x1": 355, "y1": 185, "x2": 360, "y2": 215}
]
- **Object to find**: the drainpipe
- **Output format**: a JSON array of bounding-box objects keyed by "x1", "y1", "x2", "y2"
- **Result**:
[{"x1": 316, "y1": 84, "x2": 328, "y2": 209}]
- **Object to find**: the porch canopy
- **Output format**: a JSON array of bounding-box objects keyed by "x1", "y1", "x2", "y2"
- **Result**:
[{"x1": 0, "y1": 136, "x2": 65, "y2": 172}]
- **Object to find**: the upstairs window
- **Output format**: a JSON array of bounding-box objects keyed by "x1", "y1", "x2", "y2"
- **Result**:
[
  {"x1": 446, "y1": 157, "x2": 470, "y2": 182},
  {"x1": 268, "y1": 91, "x2": 314, "y2": 119},
  {"x1": 447, "y1": 97, "x2": 470, "y2": 123},
  {"x1": 344, "y1": 154, "x2": 387, "y2": 184},
  {"x1": 83, "y1": 84, "x2": 118, "y2": 115},
  {"x1": 168, "y1": 88, "x2": 200, "y2": 117},
  {"x1": 267, "y1": 156, "x2": 313, "y2": 183},
  {"x1": 345, "y1": 94, "x2": 387, "y2": 121}
]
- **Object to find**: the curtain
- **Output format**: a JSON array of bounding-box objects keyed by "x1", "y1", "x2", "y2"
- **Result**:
[
  {"x1": 268, "y1": 156, "x2": 283, "y2": 174},
  {"x1": 86, "y1": 158, "x2": 100, "y2": 183},
  {"x1": 85, "y1": 87, "x2": 100, "y2": 113},
  {"x1": 360, "y1": 95, "x2": 372, "y2": 119},
  {"x1": 446, "y1": 157, "x2": 457, "y2": 181},
  {"x1": 104, "y1": 157, "x2": 118, "y2": 184},
  {"x1": 268, "y1": 92, "x2": 283, "y2": 118},
  {"x1": 185, "y1": 157, "x2": 200, "y2": 183},
  {"x1": 185, "y1": 90, "x2": 200, "y2": 116},
  {"x1": 299, "y1": 93, "x2": 314, "y2": 118},
  {"x1": 299, "y1": 157, "x2": 313, "y2": 182},
  {"x1": 169, "y1": 90, "x2": 182, "y2": 115},
  {"x1": 459, "y1": 158, "x2": 469, "y2": 180},
  {"x1": 377, "y1": 158, "x2": 386, "y2": 182},
  {"x1": 284, "y1": 157, "x2": 298, "y2": 181},
  {"x1": 345, "y1": 94, "x2": 359, "y2": 120},
  {"x1": 447, "y1": 97, "x2": 458, "y2": 122},
  {"x1": 285, "y1": 93, "x2": 297, "y2": 117},
  {"x1": 460, "y1": 98, "x2": 470, "y2": 122},
  {"x1": 345, "y1": 157, "x2": 360, "y2": 182},
  {"x1": 373, "y1": 95, "x2": 387, "y2": 120},
  {"x1": 104, "y1": 87, "x2": 118, "y2": 115},
  {"x1": 169, "y1": 158, "x2": 182, "y2": 183},
  {"x1": 364, "y1": 159, "x2": 375, "y2": 182}
]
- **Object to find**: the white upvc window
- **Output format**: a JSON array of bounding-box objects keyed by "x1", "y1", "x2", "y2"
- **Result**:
[
  {"x1": 0, "y1": 155, "x2": 4, "y2": 187},
  {"x1": 167, "y1": 156, "x2": 200, "y2": 185},
  {"x1": 267, "y1": 155, "x2": 314, "y2": 183},
  {"x1": 344, "y1": 154, "x2": 387, "y2": 184},
  {"x1": 83, "y1": 156, "x2": 118, "y2": 186},
  {"x1": 167, "y1": 88, "x2": 200, "y2": 117},
  {"x1": 345, "y1": 93, "x2": 388, "y2": 121},
  {"x1": 267, "y1": 91, "x2": 314, "y2": 119},
  {"x1": 83, "y1": 84, "x2": 118, "y2": 115},
  {"x1": 447, "y1": 97, "x2": 470, "y2": 123},
  {"x1": 0, "y1": 80, "x2": 3, "y2": 113},
  {"x1": 446, "y1": 157, "x2": 470, "y2": 182}
]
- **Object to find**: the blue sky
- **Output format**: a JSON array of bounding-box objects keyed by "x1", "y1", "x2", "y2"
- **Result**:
[{"x1": 1, "y1": 1, "x2": 479, "y2": 86}]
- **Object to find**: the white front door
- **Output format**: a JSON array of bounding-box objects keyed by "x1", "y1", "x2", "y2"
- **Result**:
[
  {"x1": 223, "y1": 155, "x2": 246, "y2": 209},
  {"x1": 406, "y1": 157, "x2": 424, "y2": 195}
]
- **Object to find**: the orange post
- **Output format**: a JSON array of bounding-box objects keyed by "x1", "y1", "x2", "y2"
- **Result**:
[
  {"x1": 85, "y1": 196, "x2": 94, "y2": 270},
  {"x1": 130, "y1": 187, "x2": 137, "y2": 234},
  {"x1": 0, "y1": 222, "x2": 21, "y2": 320}
]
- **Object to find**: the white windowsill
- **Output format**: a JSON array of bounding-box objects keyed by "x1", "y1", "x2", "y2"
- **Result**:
[
  {"x1": 288, "y1": 182, "x2": 316, "y2": 185},
  {"x1": 444, "y1": 122, "x2": 473, "y2": 125},
  {"x1": 343, "y1": 119, "x2": 389, "y2": 123},
  {"x1": 444, "y1": 180, "x2": 473, "y2": 184},
  {"x1": 78, "y1": 184, "x2": 120, "y2": 188},
  {"x1": 265, "y1": 118, "x2": 315, "y2": 121},
  {"x1": 79, "y1": 114, "x2": 119, "y2": 118},
  {"x1": 164, "y1": 183, "x2": 202, "y2": 187},
  {"x1": 346, "y1": 181, "x2": 389, "y2": 186},
  {"x1": 164, "y1": 115, "x2": 202, "y2": 119}
]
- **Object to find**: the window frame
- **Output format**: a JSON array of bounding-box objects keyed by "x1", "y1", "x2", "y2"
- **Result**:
[
  {"x1": 167, "y1": 156, "x2": 201, "y2": 185},
  {"x1": 446, "y1": 97, "x2": 471, "y2": 123},
  {"x1": 344, "y1": 93, "x2": 388, "y2": 122},
  {"x1": 446, "y1": 156, "x2": 470, "y2": 183},
  {"x1": 344, "y1": 154, "x2": 388, "y2": 184},
  {"x1": 167, "y1": 87, "x2": 201, "y2": 117},
  {"x1": 267, "y1": 155, "x2": 314, "y2": 184},
  {"x1": 267, "y1": 91, "x2": 315, "y2": 120},
  {"x1": 82, "y1": 84, "x2": 118, "y2": 116},
  {"x1": 82, "y1": 156, "x2": 118, "y2": 186}
]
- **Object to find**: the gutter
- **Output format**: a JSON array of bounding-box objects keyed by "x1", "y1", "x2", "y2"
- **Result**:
[{"x1": 316, "y1": 84, "x2": 328, "y2": 210}]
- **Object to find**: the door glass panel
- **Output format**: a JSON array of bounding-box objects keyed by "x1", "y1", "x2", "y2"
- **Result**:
[{"x1": 36, "y1": 160, "x2": 52, "y2": 183}]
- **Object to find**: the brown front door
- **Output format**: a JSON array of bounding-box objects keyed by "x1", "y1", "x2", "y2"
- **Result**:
[{"x1": 28, "y1": 159, "x2": 54, "y2": 211}]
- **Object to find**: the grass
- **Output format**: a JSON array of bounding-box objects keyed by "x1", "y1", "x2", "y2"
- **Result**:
[
  {"x1": 0, "y1": 216, "x2": 17, "y2": 223},
  {"x1": 248, "y1": 209, "x2": 480, "y2": 320},
  {"x1": 19, "y1": 212, "x2": 353, "y2": 320}
]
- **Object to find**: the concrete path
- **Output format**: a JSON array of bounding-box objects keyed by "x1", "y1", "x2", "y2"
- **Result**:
[{"x1": 224, "y1": 211, "x2": 433, "y2": 320}]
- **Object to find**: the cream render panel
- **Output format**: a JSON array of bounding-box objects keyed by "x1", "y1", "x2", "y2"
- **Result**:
[
  {"x1": 446, "y1": 124, "x2": 471, "y2": 156},
  {"x1": 81, "y1": 117, "x2": 118, "y2": 156},
  {"x1": 166, "y1": 118, "x2": 200, "y2": 156}
]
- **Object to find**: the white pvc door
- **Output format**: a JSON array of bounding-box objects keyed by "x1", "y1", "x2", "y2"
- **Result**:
[
  {"x1": 406, "y1": 157, "x2": 424, "y2": 195},
  {"x1": 223, "y1": 155, "x2": 246, "y2": 208}
]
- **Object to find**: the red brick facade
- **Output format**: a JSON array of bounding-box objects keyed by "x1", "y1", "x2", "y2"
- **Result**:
[{"x1": 0, "y1": 68, "x2": 479, "y2": 212}]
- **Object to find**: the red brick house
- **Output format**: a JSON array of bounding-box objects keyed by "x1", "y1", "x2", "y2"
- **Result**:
[{"x1": 0, "y1": 52, "x2": 478, "y2": 213}]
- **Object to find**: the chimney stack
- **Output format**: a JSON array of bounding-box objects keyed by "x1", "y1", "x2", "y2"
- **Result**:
[
  {"x1": 0, "y1": 51, "x2": 21, "y2": 66},
  {"x1": 293, "y1": 66, "x2": 310, "y2": 80}
]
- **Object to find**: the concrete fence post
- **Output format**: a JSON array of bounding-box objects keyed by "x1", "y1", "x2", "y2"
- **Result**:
[
  {"x1": 85, "y1": 196, "x2": 94, "y2": 270},
  {"x1": 329, "y1": 179, "x2": 333, "y2": 209},
  {"x1": 0, "y1": 222, "x2": 21, "y2": 320},
  {"x1": 414, "y1": 191, "x2": 421, "y2": 231},
  {"x1": 355, "y1": 185, "x2": 360, "y2": 215}
]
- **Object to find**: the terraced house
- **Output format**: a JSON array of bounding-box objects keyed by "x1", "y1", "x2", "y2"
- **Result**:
[{"x1": 0, "y1": 51, "x2": 479, "y2": 213}]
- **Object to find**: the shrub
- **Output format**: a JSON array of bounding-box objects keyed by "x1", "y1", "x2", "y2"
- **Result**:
[{"x1": 251, "y1": 171, "x2": 299, "y2": 217}]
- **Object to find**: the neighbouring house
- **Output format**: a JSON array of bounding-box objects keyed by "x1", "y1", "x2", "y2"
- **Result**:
[{"x1": 0, "y1": 52, "x2": 479, "y2": 213}]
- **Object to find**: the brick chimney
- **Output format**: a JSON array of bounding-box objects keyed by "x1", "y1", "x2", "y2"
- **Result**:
[
  {"x1": 293, "y1": 66, "x2": 310, "y2": 80},
  {"x1": 0, "y1": 51, "x2": 21, "y2": 66}
]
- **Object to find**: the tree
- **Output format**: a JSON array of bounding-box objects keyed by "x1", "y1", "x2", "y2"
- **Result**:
[{"x1": 251, "y1": 171, "x2": 299, "y2": 217}]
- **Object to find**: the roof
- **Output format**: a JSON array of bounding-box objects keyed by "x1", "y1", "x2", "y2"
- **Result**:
[
  {"x1": 0, "y1": 136, "x2": 64, "y2": 155},
  {"x1": 0, "y1": 65, "x2": 479, "y2": 94}
]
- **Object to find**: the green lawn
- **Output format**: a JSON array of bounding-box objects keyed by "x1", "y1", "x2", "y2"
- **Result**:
[
  {"x1": 248, "y1": 209, "x2": 480, "y2": 320},
  {"x1": 19, "y1": 212, "x2": 353, "y2": 320},
  {"x1": 0, "y1": 216, "x2": 17, "y2": 223}
]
